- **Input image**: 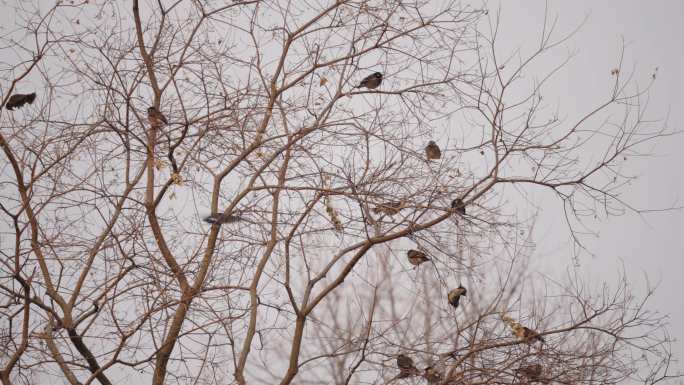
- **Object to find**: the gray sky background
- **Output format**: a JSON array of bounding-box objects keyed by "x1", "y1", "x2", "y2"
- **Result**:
[
  {"x1": 492, "y1": 0, "x2": 684, "y2": 378},
  {"x1": 1, "y1": 1, "x2": 681, "y2": 382}
]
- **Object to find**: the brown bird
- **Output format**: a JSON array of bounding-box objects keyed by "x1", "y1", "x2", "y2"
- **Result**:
[
  {"x1": 147, "y1": 106, "x2": 168, "y2": 127},
  {"x1": 447, "y1": 285, "x2": 467, "y2": 309},
  {"x1": 512, "y1": 324, "x2": 545, "y2": 344},
  {"x1": 516, "y1": 364, "x2": 546, "y2": 382},
  {"x1": 397, "y1": 370, "x2": 413, "y2": 379},
  {"x1": 423, "y1": 365, "x2": 443, "y2": 384},
  {"x1": 451, "y1": 198, "x2": 466, "y2": 215},
  {"x1": 372, "y1": 200, "x2": 403, "y2": 216},
  {"x1": 355, "y1": 72, "x2": 383, "y2": 89},
  {"x1": 425, "y1": 141, "x2": 441, "y2": 160},
  {"x1": 396, "y1": 354, "x2": 414, "y2": 370},
  {"x1": 4, "y1": 92, "x2": 36, "y2": 110},
  {"x1": 407, "y1": 249, "x2": 430, "y2": 266},
  {"x1": 204, "y1": 212, "x2": 241, "y2": 225},
  {"x1": 396, "y1": 354, "x2": 417, "y2": 378},
  {"x1": 517, "y1": 364, "x2": 548, "y2": 384}
]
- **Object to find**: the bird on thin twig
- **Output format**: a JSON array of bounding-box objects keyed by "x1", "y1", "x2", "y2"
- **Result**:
[
  {"x1": 372, "y1": 200, "x2": 404, "y2": 216},
  {"x1": 204, "y1": 212, "x2": 241, "y2": 225},
  {"x1": 425, "y1": 141, "x2": 441, "y2": 160},
  {"x1": 396, "y1": 354, "x2": 418, "y2": 378},
  {"x1": 516, "y1": 364, "x2": 548, "y2": 384},
  {"x1": 447, "y1": 285, "x2": 467, "y2": 309},
  {"x1": 451, "y1": 198, "x2": 466, "y2": 215},
  {"x1": 147, "y1": 106, "x2": 168, "y2": 127},
  {"x1": 423, "y1": 365, "x2": 443, "y2": 384},
  {"x1": 355, "y1": 72, "x2": 383, "y2": 89},
  {"x1": 4, "y1": 92, "x2": 36, "y2": 110},
  {"x1": 513, "y1": 324, "x2": 545, "y2": 344},
  {"x1": 407, "y1": 249, "x2": 430, "y2": 266},
  {"x1": 501, "y1": 313, "x2": 545, "y2": 344}
]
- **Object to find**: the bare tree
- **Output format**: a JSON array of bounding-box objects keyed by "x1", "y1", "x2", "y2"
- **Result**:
[{"x1": 0, "y1": 1, "x2": 677, "y2": 385}]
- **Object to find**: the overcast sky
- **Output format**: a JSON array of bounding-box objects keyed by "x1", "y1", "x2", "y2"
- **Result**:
[
  {"x1": 491, "y1": 0, "x2": 684, "y2": 377},
  {"x1": 0, "y1": 0, "x2": 680, "y2": 382}
]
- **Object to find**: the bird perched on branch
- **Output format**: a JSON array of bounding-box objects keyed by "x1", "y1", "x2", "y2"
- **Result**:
[
  {"x1": 501, "y1": 313, "x2": 545, "y2": 344},
  {"x1": 425, "y1": 141, "x2": 441, "y2": 160},
  {"x1": 516, "y1": 364, "x2": 548, "y2": 383},
  {"x1": 407, "y1": 249, "x2": 430, "y2": 266},
  {"x1": 203, "y1": 212, "x2": 241, "y2": 225},
  {"x1": 423, "y1": 365, "x2": 443, "y2": 384},
  {"x1": 447, "y1": 285, "x2": 467, "y2": 309},
  {"x1": 513, "y1": 324, "x2": 545, "y2": 344},
  {"x1": 147, "y1": 106, "x2": 168, "y2": 127},
  {"x1": 451, "y1": 198, "x2": 466, "y2": 215},
  {"x1": 355, "y1": 72, "x2": 383, "y2": 89},
  {"x1": 4, "y1": 92, "x2": 36, "y2": 110},
  {"x1": 396, "y1": 354, "x2": 417, "y2": 378},
  {"x1": 372, "y1": 200, "x2": 404, "y2": 216}
]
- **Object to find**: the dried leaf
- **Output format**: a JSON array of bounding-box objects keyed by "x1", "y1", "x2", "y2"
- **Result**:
[
  {"x1": 154, "y1": 159, "x2": 167, "y2": 170},
  {"x1": 170, "y1": 172, "x2": 184, "y2": 186}
]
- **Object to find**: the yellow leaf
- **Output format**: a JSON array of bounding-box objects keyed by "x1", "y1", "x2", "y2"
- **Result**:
[{"x1": 154, "y1": 159, "x2": 167, "y2": 170}]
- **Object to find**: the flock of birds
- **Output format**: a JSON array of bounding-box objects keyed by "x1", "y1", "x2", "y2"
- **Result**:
[
  {"x1": 147, "y1": 73, "x2": 551, "y2": 383},
  {"x1": 4, "y1": 73, "x2": 546, "y2": 383},
  {"x1": 396, "y1": 311, "x2": 547, "y2": 384},
  {"x1": 351, "y1": 73, "x2": 547, "y2": 384}
]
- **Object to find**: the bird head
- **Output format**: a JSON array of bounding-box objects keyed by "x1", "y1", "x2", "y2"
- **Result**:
[
  {"x1": 147, "y1": 106, "x2": 156, "y2": 114},
  {"x1": 428, "y1": 140, "x2": 436, "y2": 146},
  {"x1": 458, "y1": 284, "x2": 467, "y2": 296},
  {"x1": 373, "y1": 72, "x2": 383, "y2": 79}
]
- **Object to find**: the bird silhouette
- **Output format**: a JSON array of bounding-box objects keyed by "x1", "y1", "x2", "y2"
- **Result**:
[
  {"x1": 451, "y1": 198, "x2": 466, "y2": 215},
  {"x1": 447, "y1": 285, "x2": 467, "y2": 308},
  {"x1": 4, "y1": 92, "x2": 36, "y2": 110},
  {"x1": 355, "y1": 72, "x2": 383, "y2": 89},
  {"x1": 204, "y1": 212, "x2": 241, "y2": 225},
  {"x1": 147, "y1": 106, "x2": 168, "y2": 127},
  {"x1": 425, "y1": 141, "x2": 441, "y2": 160},
  {"x1": 407, "y1": 249, "x2": 430, "y2": 266}
]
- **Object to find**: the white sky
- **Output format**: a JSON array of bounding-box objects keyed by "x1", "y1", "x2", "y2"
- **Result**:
[
  {"x1": 1, "y1": 0, "x2": 681, "y2": 382},
  {"x1": 492, "y1": 0, "x2": 684, "y2": 377}
]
